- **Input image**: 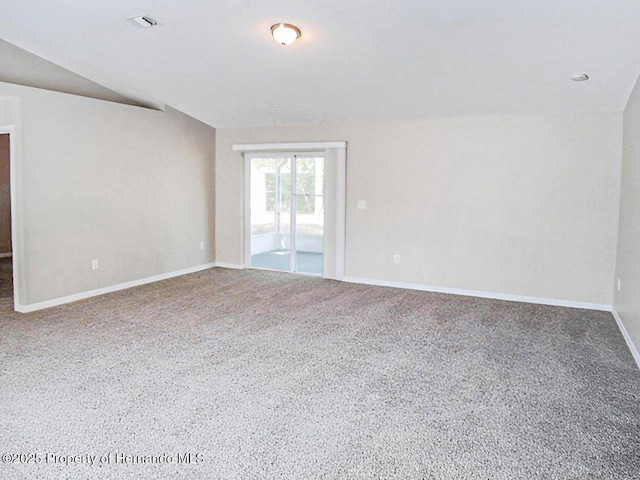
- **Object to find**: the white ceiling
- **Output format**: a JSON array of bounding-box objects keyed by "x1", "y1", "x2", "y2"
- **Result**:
[{"x1": 1, "y1": 0, "x2": 640, "y2": 128}]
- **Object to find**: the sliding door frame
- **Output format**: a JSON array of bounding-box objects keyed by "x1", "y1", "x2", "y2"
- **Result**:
[{"x1": 236, "y1": 142, "x2": 346, "y2": 280}]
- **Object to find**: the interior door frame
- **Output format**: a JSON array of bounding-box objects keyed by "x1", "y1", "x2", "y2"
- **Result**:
[
  {"x1": 237, "y1": 142, "x2": 346, "y2": 280},
  {"x1": 0, "y1": 125, "x2": 20, "y2": 309}
]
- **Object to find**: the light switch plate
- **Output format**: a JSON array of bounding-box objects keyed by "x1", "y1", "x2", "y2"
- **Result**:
[{"x1": 357, "y1": 200, "x2": 367, "y2": 210}]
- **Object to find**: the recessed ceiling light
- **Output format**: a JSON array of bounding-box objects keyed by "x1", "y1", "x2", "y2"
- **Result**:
[
  {"x1": 571, "y1": 73, "x2": 589, "y2": 82},
  {"x1": 128, "y1": 15, "x2": 158, "y2": 28},
  {"x1": 270, "y1": 23, "x2": 301, "y2": 46}
]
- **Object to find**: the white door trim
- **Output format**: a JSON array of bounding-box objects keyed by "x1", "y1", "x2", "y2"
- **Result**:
[
  {"x1": 290, "y1": 155, "x2": 298, "y2": 272},
  {"x1": 334, "y1": 147, "x2": 346, "y2": 280},
  {"x1": 234, "y1": 142, "x2": 346, "y2": 152},
  {"x1": 0, "y1": 125, "x2": 20, "y2": 310}
]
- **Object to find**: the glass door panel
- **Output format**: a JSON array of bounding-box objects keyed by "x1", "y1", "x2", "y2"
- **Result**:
[
  {"x1": 248, "y1": 153, "x2": 324, "y2": 275},
  {"x1": 294, "y1": 157, "x2": 324, "y2": 275},
  {"x1": 249, "y1": 157, "x2": 292, "y2": 271}
]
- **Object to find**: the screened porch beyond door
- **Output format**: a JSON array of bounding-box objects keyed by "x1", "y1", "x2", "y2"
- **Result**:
[{"x1": 249, "y1": 155, "x2": 324, "y2": 276}]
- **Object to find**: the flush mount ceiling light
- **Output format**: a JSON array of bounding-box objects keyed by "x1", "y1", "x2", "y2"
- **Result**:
[
  {"x1": 270, "y1": 23, "x2": 301, "y2": 45},
  {"x1": 571, "y1": 72, "x2": 590, "y2": 82},
  {"x1": 128, "y1": 15, "x2": 158, "y2": 28}
]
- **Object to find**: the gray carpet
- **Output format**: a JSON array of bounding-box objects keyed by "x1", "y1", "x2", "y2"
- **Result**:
[{"x1": 1, "y1": 268, "x2": 639, "y2": 479}]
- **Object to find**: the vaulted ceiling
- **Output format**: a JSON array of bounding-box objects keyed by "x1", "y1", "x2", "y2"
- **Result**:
[
  {"x1": 1, "y1": 1, "x2": 640, "y2": 127},
  {"x1": 0, "y1": 38, "x2": 141, "y2": 106}
]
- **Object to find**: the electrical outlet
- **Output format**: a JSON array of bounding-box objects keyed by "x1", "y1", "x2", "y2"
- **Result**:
[
  {"x1": 91, "y1": 259, "x2": 99, "y2": 270},
  {"x1": 617, "y1": 278, "x2": 622, "y2": 292},
  {"x1": 199, "y1": 241, "x2": 205, "y2": 251},
  {"x1": 393, "y1": 254, "x2": 400, "y2": 264}
]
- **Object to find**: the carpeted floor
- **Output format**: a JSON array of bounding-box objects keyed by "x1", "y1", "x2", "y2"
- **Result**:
[{"x1": 1, "y1": 268, "x2": 639, "y2": 479}]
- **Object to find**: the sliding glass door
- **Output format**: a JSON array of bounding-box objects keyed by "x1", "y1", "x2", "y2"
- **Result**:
[
  {"x1": 248, "y1": 153, "x2": 324, "y2": 275},
  {"x1": 294, "y1": 156, "x2": 324, "y2": 274}
]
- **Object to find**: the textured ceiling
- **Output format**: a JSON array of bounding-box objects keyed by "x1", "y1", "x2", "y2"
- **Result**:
[{"x1": 1, "y1": 0, "x2": 640, "y2": 127}]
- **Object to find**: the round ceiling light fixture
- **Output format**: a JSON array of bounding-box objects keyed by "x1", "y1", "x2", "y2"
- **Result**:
[
  {"x1": 571, "y1": 72, "x2": 590, "y2": 82},
  {"x1": 271, "y1": 23, "x2": 302, "y2": 46}
]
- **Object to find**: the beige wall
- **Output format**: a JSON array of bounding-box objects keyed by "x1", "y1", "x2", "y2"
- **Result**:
[
  {"x1": 0, "y1": 82, "x2": 216, "y2": 306},
  {"x1": 614, "y1": 75, "x2": 640, "y2": 351},
  {"x1": 217, "y1": 112, "x2": 622, "y2": 305}
]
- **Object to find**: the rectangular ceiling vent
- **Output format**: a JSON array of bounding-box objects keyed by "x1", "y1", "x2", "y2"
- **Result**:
[{"x1": 129, "y1": 15, "x2": 158, "y2": 28}]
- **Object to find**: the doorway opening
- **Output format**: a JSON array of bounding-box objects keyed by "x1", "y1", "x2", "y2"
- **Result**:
[
  {"x1": 248, "y1": 153, "x2": 325, "y2": 275},
  {"x1": 0, "y1": 133, "x2": 12, "y2": 299}
]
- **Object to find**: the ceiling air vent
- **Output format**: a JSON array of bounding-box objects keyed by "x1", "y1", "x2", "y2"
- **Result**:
[
  {"x1": 571, "y1": 72, "x2": 589, "y2": 82},
  {"x1": 129, "y1": 16, "x2": 158, "y2": 28}
]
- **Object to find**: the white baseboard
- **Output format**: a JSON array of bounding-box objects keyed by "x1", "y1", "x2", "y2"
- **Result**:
[
  {"x1": 213, "y1": 262, "x2": 245, "y2": 270},
  {"x1": 16, "y1": 262, "x2": 217, "y2": 313},
  {"x1": 341, "y1": 276, "x2": 611, "y2": 312},
  {"x1": 0, "y1": 252, "x2": 12, "y2": 258},
  {"x1": 611, "y1": 308, "x2": 640, "y2": 369}
]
